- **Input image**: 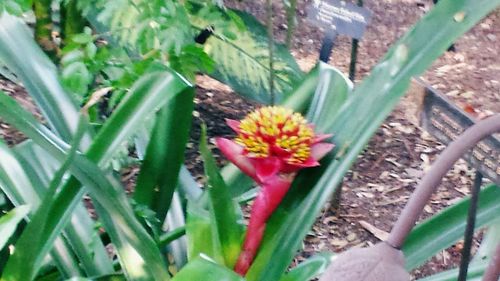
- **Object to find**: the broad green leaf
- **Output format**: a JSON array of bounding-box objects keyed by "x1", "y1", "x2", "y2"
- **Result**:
[
  {"x1": 0, "y1": 205, "x2": 30, "y2": 250},
  {"x1": 185, "y1": 199, "x2": 222, "y2": 262},
  {"x1": 475, "y1": 218, "x2": 500, "y2": 262},
  {"x1": 306, "y1": 63, "x2": 352, "y2": 131},
  {"x1": 246, "y1": 1, "x2": 500, "y2": 280},
  {"x1": 403, "y1": 184, "x2": 500, "y2": 270},
  {"x1": 0, "y1": 58, "x2": 19, "y2": 84},
  {"x1": 279, "y1": 252, "x2": 334, "y2": 281},
  {"x1": 415, "y1": 260, "x2": 488, "y2": 281},
  {"x1": 0, "y1": 94, "x2": 170, "y2": 280},
  {"x1": 0, "y1": 13, "x2": 88, "y2": 144},
  {"x1": 199, "y1": 125, "x2": 244, "y2": 268},
  {"x1": 196, "y1": 10, "x2": 304, "y2": 104},
  {"x1": 134, "y1": 89, "x2": 195, "y2": 221},
  {"x1": 172, "y1": 257, "x2": 244, "y2": 281}
]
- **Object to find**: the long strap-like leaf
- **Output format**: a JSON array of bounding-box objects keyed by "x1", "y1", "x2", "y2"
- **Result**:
[
  {"x1": 0, "y1": 93, "x2": 170, "y2": 280},
  {"x1": 0, "y1": 13, "x2": 88, "y2": 145}
]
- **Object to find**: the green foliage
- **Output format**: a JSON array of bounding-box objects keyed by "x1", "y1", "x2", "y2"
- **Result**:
[
  {"x1": 61, "y1": 27, "x2": 96, "y2": 98},
  {"x1": 403, "y1": 184, "x2": 500, "y2": 270},
  {"x1": 134, "y1": 89, "x2": 195, "y2": 221},
  {"x1": 0, "y1": 0, "x2": 31, "y2": 16},
  {"x1": 0, "y1": 0, "x2": 499, "y2": 280},
  {"x1": 199, "y1": 125, "x2": 244, "y2": 268},
  {"x1": 79, "y1": 0, "x2": 217, "y2": 83},
  {"x1": 279, "y1": 252, "x2": 334, "y2": 281},
  {"x1": 172, "y1": 257, "x2": 244, "y2": 281},
  {"x1": 196, "y1": 10, "x2": 304, "y2": 104},
  {"x1": 0, "y1": 205, "x2": 30, "y2": 250}
]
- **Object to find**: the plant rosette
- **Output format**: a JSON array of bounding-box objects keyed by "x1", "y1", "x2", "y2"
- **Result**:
[{"x1": 215, "y1": 106, "x2": 334, "y2": 275}]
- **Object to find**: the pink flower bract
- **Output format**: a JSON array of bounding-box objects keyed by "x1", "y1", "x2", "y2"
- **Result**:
[{"x1": 215, "y1": 106, "x2": 334, "y2": 276}]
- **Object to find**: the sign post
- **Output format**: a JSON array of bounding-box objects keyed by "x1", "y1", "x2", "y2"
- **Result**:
[{"x1": 307, "y1": 0, "x2": 372, "y2": 63}]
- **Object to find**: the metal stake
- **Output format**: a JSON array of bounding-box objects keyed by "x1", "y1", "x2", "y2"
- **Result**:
[
  {"x1": 348, "y1": 0, "x2": 363, "y2": 81},
  {"x1": 319, "y1": 30, "x2": 337, "y2": 63},
  {"x1": 458, "y1": 171, "x2": 483, "y2": 281}
]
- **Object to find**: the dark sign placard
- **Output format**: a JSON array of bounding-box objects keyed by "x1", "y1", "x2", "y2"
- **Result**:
[
  {"x1": 307, "y1": 0, "x2": 372, "y2": 39},
  {"x1": 420, "y1": 87, "x2": 500, "y2": 185}
]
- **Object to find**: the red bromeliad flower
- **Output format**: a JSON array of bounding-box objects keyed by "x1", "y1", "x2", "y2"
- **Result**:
[{"x1": 215, "y1": 106, "x2": 334, "y2": 276}]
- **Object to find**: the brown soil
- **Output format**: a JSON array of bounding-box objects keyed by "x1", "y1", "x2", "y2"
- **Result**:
[{"x1": 1, "y1": 0, "x2": 498, "y2": 280}]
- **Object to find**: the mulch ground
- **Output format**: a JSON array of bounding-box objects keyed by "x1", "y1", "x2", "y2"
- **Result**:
[{"x1": 0, "y1": 0, "x2": 498, "y2": 279}]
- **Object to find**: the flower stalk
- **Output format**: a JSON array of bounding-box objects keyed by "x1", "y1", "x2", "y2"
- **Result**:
[{"x1": 216, "y1": 106, "x2": 334, "y2": 275}]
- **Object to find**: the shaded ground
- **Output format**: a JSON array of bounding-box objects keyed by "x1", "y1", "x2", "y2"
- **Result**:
[{"x1": 0, "y1": 0, "x2": 498, "y2": 279}]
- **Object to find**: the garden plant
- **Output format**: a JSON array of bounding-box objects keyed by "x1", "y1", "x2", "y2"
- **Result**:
[{"x1": 0, "y1": 0, "x2": 499, "y2": 280}]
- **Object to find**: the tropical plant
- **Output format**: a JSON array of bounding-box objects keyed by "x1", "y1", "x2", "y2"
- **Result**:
[{"x1": 0, "y1": 0, "x2": 499, "y2": 281}]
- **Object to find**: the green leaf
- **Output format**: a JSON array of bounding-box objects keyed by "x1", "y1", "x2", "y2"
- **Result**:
[
  {"x1": 163, "y1": 192, "x2": 189, "y2": 268},
  {"x1": 134, "y1": 89, "x2": 195, "y2": 221},
  {"x1": 279, "y1": 252, "x2": 334, "y2": 281},
  {"x1": 475, "y1": 218, "x2": 500, "y2": 261},
  {"x1": 2, "y1": 116, "x2": 89, "y2": 280},
  {"x1": 245, "y1": 1, "x2": 500, "y2": 280},
  {"x1": 13, "y1": 141, "x2": 115, "y2": 276},
  {"x1": 195, "y1": 10, "x2": 304, "y2": 104},
  {"x1": 185, "y1": 199, "x2": 222, "y2": 262},
  {"x1": 306, "y1": 63, "x2": 352, "y2": 131},
  {"x1": 0, "y1": 57, "x2": 19, "y2": 84},
  {"x1": 0, "y1": 205, "x2": 30, "y2": 250},
  {"x1": 403, "y1": 184, "x2": 500, "y2": 270},
  {"x1": 87, "y1": 71, "x2": 191, "y2": 164},
  {"x1": 199, "y1": 125, "x2": 244, "y2": 268},
  {"x1": 65, "y1": 274, "x2": 126, "y2": 281},
  {"x1": 1, "y1": 1, "x2": 23, "y2": 16},
  {"x1": 0, "y1": 138, "x2": 113, "y2": 277},
  {"x1": 62, "y1": 61, "x2": 92, "y2": 97},
  {"x1": 415, "y1": 260, "x2": 488, "y2": 281},
  {"x1": 177, "y1": 166, "x2": 203, "y2": 202},
  {"x1": 0, "y1": 13, "x2": 87, "y2": 144},
  {"x1": 71, "y1": 33, "x2": 94, "y2": 44},
  {"x1": 0, "y1": 68, "x2": 189, "y2": 280},
  {"x1": 172, "y1": 257, "x2": 245, "y2": 281}
]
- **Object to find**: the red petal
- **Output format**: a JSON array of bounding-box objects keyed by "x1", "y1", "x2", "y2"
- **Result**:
[
  {"x1": 280, "y1": 158, "x2": 319, "y2": 173},
  {"x1": 226, "y1": 119, "x2": 241, "y2": 133},
  {"x1": 311, "y1": 142, "x2": 334, "y2": 160},
  {"x1": 215, "y1": 138, "x2": 257, "y2": 181},
  {"x1": 250, "y1": 157, "x2": 282, "y2": 183},
  {"x1": 234, "y1": 174, "x2": 294, "y2": 275},
  {"x1": 313, "y1": 133, "x2": 333, "y2": 143}
]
